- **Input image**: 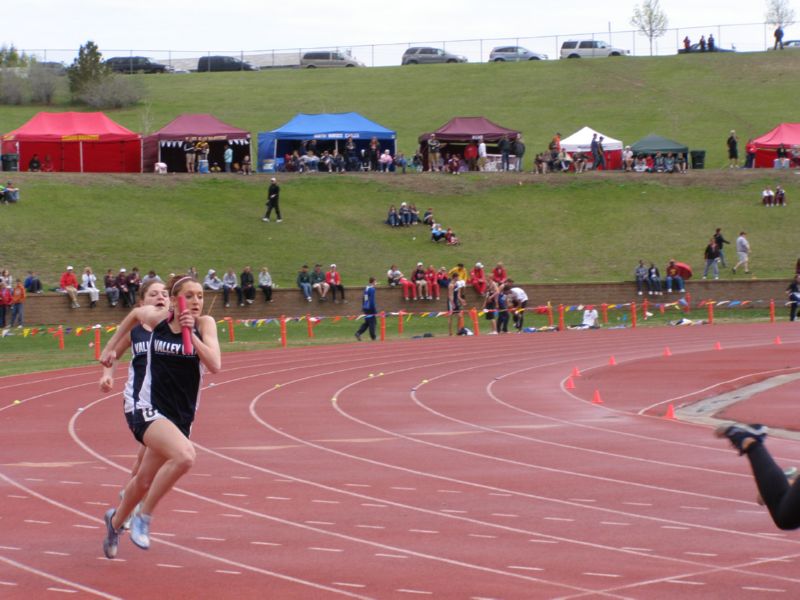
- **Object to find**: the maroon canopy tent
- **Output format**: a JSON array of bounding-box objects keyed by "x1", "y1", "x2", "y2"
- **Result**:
[
  {"x1": 1, "y1": 112, "x2": 141, "y2": 173},
  {"x1": 417, "y1": 116, "x2": 521, "y2": 170},
  {"x1": 143, "y1": 114, "x2": 251, "y2": 172}
]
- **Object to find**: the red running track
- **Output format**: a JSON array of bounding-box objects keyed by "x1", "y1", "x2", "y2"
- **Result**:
[{"x1": 1, "y1": 322, "x2": 799, "y2": 599}]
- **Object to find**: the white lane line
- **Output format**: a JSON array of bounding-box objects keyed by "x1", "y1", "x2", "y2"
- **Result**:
[
  {"x1": 222, "y1": 493, "x2": 247, "y2": 498},
  {"x1": 24, "y1": 519, "x2": 51, "y2": 525},
  {"x1": 488, "y1": 493, "x2": 512, "y2": 497},
  {"x1": 397, "y1": 589, "x2": 433, "y2": 595},
  {"x1": 742, "y1": 586, "x2": 786, "y2": 593},
  {"x1": 231, "y1": 476, "x2": 252, "y2": 480},
  {"x1": 215, "y1": 570, "x2": 241, "y2": 575},
  {"x1": 173, "y1": 509, "x2": 198, "y2": 514},
  {"x1": 661, "y1": 525, "x2": 690, "y2": 530},
  {"x1": 333, "y1": 582, "x2": 367, "y2": 589},
  {"x1": 157, "y1": 564, "x2": 183, "y2": 569},
  {"x1": 491, "y1": 513, "x2": 518, "y2": 518},
  {"x1": 583, "y1": 572, "x2": 622, "y2": 578},
  {"x1": 600, "y1": 521, "x2": 630, "y2": 526},
  {"x1": 305, "y1": 521, "x2": 335, "y2": 526},
  {"x1": 344, "y1": 483, "x2": 370, "y2": 488},
  {"x1": 266, "y1": 496, "x2": 291, "y2": 501},
  {"x1": 569, "y1": 498, "x2": 596, "y2": 503},
  {"x1": 508, "y1": 565, "x2": 544, "y2": 572},
  {"x1": 667, "y1": 580, "x2": 705, "y2": 586},
  {"x1": 58, "y1": 481, "x2": 82, "y2": 485},
  {"x1": 24, "y1": 478, "x2": 44, "y2": 482},
  {"x1": 84, "y1": 501, "x2": 106, "y2": 506},
  {"x1": 621, "y1": 547, "x2": 652, "y2": 552},
  {"x1": 680, "y1": 506, "x2": 710, "y2": 511},
  {"x1": 544, "y1": 517, "x2": 574, "y2": 522},
  {"x1": 72, "y1": 524, "x2": 98, "y2": 530},
  {"x1": 440, "y1": 509, "x2": 467, "y2": 514},
  {"x1": 7, "y1": 495, "x2": 28, "y2": 499},
  {"x1": 0, "y1": 546, "x2": 20, "y2": 551},
  {"x1": 251, "y1": 541, "x2": 281, "y2": 546},
  {"x1": 437, "y1": 489, "x2": 461, "y2": 494},
  {"x1": 684, "y1": 551, "x2": 718, "y2": 557},
  {"x1": 360, "y1": 503, "x2": 387, "y2": 508},
  {"x1": 100, "y1": 483, "x2": 118, "y2": 488},
  {"x1": 622, "y1": 501, "x2": 652, "y2": 507},
  {"x1": 150, "y1": 532, "x2": 176, "y2": 538},
  {"x1": 528, "y1": 539, "x2": 558, "y2": 544},
  {"x1": 0, "y1": 581, "x2": 18, "y2": 586},
  {"x1": 355, "y1": 525, "x2": 385, "y2": 530},
  {"x1": 310, "y1": 547, "x2": 344, "y2": 553},
  {"x1": 46, "y1": 587, "x2": 78, "y2": 594},
  {"x1": 469, "y1": 534, "x2": 497, "y2": 539},
  {"x1": 390, "y1": 487, "x2": 416, "y2": 491},
  {"x1": 196, "y1": 537, "x2": 225, "y2": 542},
  {"x1": 43, "y1": 551, "x2": 70, "y2": 557},
  {"x1": 375, "y1": 553, "x2": 407, "y2": 559},
  {"x1": 408, "y1": 529, "x2": 438, "y2": 534},
  {"x1": 312, "y1": 499, "x2": 340, "y2": 504}
]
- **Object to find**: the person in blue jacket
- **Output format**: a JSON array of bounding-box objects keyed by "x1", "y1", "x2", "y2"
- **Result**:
[{"x1": 355, "y1": 277, "x2": 377, "y2": 341}]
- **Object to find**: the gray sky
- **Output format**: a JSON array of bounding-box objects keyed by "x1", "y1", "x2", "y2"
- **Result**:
[{"x1": 4, "y1": 0, "x2": 791, "y2": 65}]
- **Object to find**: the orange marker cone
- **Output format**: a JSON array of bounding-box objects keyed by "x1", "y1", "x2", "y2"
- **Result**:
[
  {"x1": 572, "y1": 366, "x2": 581, "y2": 377},
  {"x1": 663, "y1": 346, "x2": 672, "y2": 357},
  {"x1": 592, "y1": 389, "x2": 603, "y2": 404},
  {"x1": 608, "y1": 355, "x2": 617, "y2": 366},
  {"x1": 664, "y1": 404, "x2": 676, "y2": 420},
  {"x1": 714, "y1": 341, "x2": 722, "y2": 351},
  {"x1": 566, "y1": 377, "x2": 575, "y2": 390},
  {"x1": 775, "y1": 336, "x2": 782, "y2": 345}
]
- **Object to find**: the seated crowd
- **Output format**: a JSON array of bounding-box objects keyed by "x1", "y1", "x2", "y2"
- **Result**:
[
  {"x1": 282, "y1": 136, "x2": 411, "y2": 174},
  {"x1": 633, "y1": 259, "x2": 688, "y2": 296}
]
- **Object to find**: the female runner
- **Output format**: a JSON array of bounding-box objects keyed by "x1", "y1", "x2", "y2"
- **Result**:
[
  {"x1": 99, "y1": 279, "x2": 169, "y2": 527},
  {"x1": 99, "y1": 275, "x2": 221, "y2": 558}
]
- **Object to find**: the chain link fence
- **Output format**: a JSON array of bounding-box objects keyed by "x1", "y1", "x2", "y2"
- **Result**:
[{"x1": 17, "y1": 22, "x2": 782, "y2": 70}]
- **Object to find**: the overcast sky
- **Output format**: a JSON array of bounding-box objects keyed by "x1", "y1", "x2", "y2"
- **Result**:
[{"x1": 4, "y1": 0, "x2": 791, "y2": 65}]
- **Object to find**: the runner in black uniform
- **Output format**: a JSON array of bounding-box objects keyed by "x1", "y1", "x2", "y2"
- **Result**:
[{"x1": 99, "y1": 275, "x2": 221, "y2": 559}]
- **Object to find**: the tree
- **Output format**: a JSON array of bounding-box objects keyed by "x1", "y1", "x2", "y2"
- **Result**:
[
  {"x1": 67, "y1": 40, "x2": 109, "y2": 98},
  {"x1": 631, "y1": 0, "x2": 669, "y2": 56},
  {"x1": 766, "y1": 0, "x2": 796, "y2": 28}
]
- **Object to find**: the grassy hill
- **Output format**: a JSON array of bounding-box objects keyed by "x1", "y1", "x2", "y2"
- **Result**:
[{"x1": 2, "y1": 51, "x2": 800, "y2": 165}]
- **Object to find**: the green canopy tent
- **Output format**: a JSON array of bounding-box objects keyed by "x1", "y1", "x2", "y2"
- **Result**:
[{"x1": 630, "y1": 134, "x2": 688, "y2": 156}]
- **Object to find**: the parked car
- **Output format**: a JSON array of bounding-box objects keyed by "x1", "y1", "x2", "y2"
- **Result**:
[
  {"x1": 401, "y1": 47, "x2": 467, "y2": 65},
  {"x1": 197, "y1": 55, "x2": 257, "y2": 72},
  {"x1": 768, "y1": 39, "x2": 800, "y2": 50},
  {"x1": 105, "y1": 56, "x2": 171, "y2": 74},
  {"x1": 560, "y1": 40, "x2": 630, "y2": 59},
  {"x1": 678, "y1": 43, "x2": 736, "y2": 54},
  {"x1": 489, "y1": 46, "x2": 547, "y2": 61},
  {"x1": 300, "y1": 51, "x2": 364, "y2": 68}
]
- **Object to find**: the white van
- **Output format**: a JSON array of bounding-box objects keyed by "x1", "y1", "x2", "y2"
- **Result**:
[
  {"x1": 300, "y1": 51, "x2": 364, "y2": 68},
  {"x1": 560, "y1": 40, "x2": 630, "y2": 59}
]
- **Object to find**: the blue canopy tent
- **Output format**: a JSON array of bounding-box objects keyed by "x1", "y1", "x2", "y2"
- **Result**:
[{"x1": 257, "y1": 112, "x2": 397, "y2": 172}]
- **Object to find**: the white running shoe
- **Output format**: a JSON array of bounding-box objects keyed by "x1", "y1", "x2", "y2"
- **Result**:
[{"x1": 130, "y1": 513, "x2": 151, "y2": 550}]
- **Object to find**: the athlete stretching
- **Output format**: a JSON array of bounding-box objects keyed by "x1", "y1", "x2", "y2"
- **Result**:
[
  {"x1": 99, "y1": 275, "x2": 221, "y2": 558},
  {"x1": 717, "y1": 423, "x2": 800, "y2": 530}
]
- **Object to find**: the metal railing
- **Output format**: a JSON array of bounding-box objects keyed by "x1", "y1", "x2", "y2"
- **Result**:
[{"x1": 15, "y1": 22, "x2": 782, "y2": 70}]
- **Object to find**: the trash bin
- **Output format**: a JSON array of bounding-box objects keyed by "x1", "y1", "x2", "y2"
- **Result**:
[
  {"x1": 1, "y1": 154, "x2": 19, "y2": 172},
  {"x1": 690, "y1": 150, "x2": 705, "y2": 170}
]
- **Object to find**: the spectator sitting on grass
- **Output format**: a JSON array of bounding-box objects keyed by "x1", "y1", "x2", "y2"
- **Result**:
[
  {"x1": 103, "y1": 269, "x2": 120, "y2": 306},
  {"x1": 409, "y1": 203, "x2": 420, "y2": 225},
  {"x1": 422, "y1": 208, "x2": 434, "y2": 226},
  {"x1": 311, "y1": 264, "x2": 330, "y2": 302},
  {"x1": 664, "y1": 153, "x2": 676, "y2": 173},
  {"x1": 395, "y1": 152, "x2": 407, "y2": 174},
  {"x1": 222, "y1": 267, "x2": 243, "y2": 308},
  {"x1": 411, "y1": 262, "x2": 430, "y2": 299},
  {"x1": 633, "y1": 155, "x2": 648, "y2": 173},
  {"x1": 297, "y1": 264, "x2": 313, "y2": 302},
  {"x1": 24, "y1": 271, "x2": 42, "y2": 294},
  {"x1": 379, "y1": 149, "x2": 394, "y2": 172},
  {"x1": 431, "y1": 222, "x2": 446, "y2": 242},
  {"x1": 425, "y1": 264, "x2": 440, "y2": 300},
  {"x1": 447, "y1": 154, "x2": 461, "y2": 174},
  {"x1": 60, "y1": 265, "x2": 80, "y2": 309},
  {"x1": 469, "y1": 262, "x2": 487, "y2": 295},
  {"x1": 387, "y1": 264, "x2": 416, "y2": 300},
  {"x1": 1, "y1": 181, "x2": 19, "y2": 203},
  {"x1": 28, "y1": 154, "x2": 41, "y2": 172},
  {"x1": 386, "y1": 204, "x2": 400, "y2": 227},
  {"x1": 399, "y1": 202, "x2": 411, "y2": 226},
  {"x1": 203, "y1": 269, "x2": 222, "y2": 291},
  {"x1": 445, "y1": 228, "x2": 460, "y2": 245},
  {"x1": 665, "y1": 259, "x2": 686, "y2": 293}
]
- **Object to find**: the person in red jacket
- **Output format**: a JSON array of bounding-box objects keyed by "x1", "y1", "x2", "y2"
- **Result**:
[
  {"x1": 424, "y1": 265, "x2": 439, "y2": 300},
  {"x1": 464, "y1": 141, "x2": 479, "y2": 171},
  {"x1": 0, "y1": 281, "x2": 12, "y2": 327},
  {"x1": 469, "y1": 262, "x2": 487, "y2": 295},
  {"x1": 325, "y1": 264, "x2": 346, "y2": 303},
  {"x1": 60, "y1": 265, "x2": 80, "y2": 308},
  {"x1": 10, "y1": 280, "x2": 26, "y2": 327},
  {"x1": 491, "y1": 262, "x2": 507, "y2": 286}
]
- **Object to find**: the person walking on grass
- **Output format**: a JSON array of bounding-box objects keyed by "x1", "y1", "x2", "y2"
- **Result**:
[
  {"x1": 355, "y1": 277, "x2": 377, "y2": 341},
  {"x1": 263, "y1": 177, "x2": 282, "y2": 222},
  {"x1": 716, "y1": 423, "x2": 800, "y2": 530},
  {"x1": 732, "y1": 231, "x2": 751, "y2": 274},
  {"x1": 98, "y1": 275, "x2": 221, "y2": 559}
]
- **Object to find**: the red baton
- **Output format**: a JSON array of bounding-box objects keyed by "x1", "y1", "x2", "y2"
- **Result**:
[{"x1": 178, "y1": 296, "x2": 193, "y2": 355}]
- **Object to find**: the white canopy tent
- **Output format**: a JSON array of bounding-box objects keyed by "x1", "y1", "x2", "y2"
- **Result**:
[{"x1": 560, "y1": 126, "x2": 623, "y2": 169}]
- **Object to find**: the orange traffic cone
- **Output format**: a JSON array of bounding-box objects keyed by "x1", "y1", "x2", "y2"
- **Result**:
[
  {"x1": 608, "y1": 355, "x2": 617, "y2": 366},
  {"x1": 663, "y1": 346, "x2": 672, "y2": 357},
  {"x1": 565, "y1": 377, "x2": 575, "y2": 390},
  {"x1": 714, "y1": 341, "x2": 722, "y2": 351},
  {"x1": 775, "y1": 336, "x2": 782, "y2": 345},
  {"x1": 664, "y1": 404, "x2": 676, "y2": 420},
  {"x1": 572, "y1": 366, "x2": 581, "y2": 377},
  {"x1": 592, "y1": 389, "x2": 603, "y2": 404}
]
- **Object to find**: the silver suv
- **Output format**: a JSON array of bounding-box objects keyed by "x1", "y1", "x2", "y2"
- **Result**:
[
  {"x1": 489, "y1": 46, "x2": 548, "y2": 61},
  {"x1": 301, "y1": 51, "x2": 364, "y2": 68},
  {"x1": 401, "y1": 47, "x2": 467, "y2": 65},
  {"x1": 560, "y1": 40, "x2": 630, "y2": 59}
]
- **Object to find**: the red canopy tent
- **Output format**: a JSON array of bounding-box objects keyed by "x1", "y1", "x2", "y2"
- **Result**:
[
  {"x1": 752, "y1": 123, "x2": 800, "y2": 168},
  {"x1": 1, "y1": 112, "x2": 142, "y2": 172},
  {"x1": 143, "y1": 114, "x2": 251, "y2": 173},
  {"x1": 418, "y1": 116, "x2": 521, "y2": 170}
]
